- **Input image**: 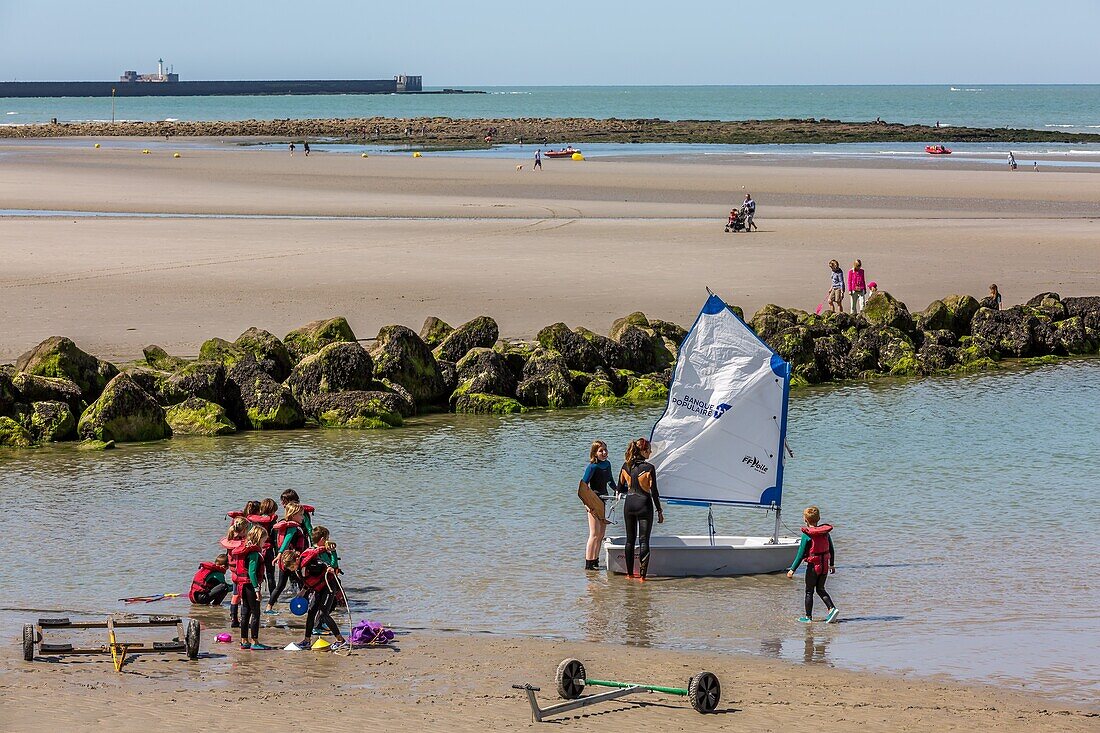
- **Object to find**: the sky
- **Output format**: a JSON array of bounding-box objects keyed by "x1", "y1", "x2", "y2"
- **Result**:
[{"x1": 2, "y1": 0, "x2": 1098, "y2": 85}]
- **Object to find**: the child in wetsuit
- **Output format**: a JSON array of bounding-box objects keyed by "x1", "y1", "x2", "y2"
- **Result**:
[
  {"x1": 283, "y1": 548, "x2": 348, "y2": 651},
  {"x1": 265, "y1": 502, "x2": 309, "y2": 613},
  {"x1": 188, "y1": 553, "x2": 230, "y2": 606},
  {"x1": 232, "y1": 525, "x2": 271, "y2": 649},
  {"x1": 220, "y1": 516, "x2": 249, "y2": 627},
  {"x1": 581, "y1": 440, "x2": 615, "y2": 570},
  {"x1": 786, "y1": 505, "x2": 839, "y2": 623}
]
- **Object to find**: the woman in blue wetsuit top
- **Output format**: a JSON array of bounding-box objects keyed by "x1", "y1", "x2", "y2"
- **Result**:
[{"x1": 581, "y1": 440, "x2": 616, "y2": 570}]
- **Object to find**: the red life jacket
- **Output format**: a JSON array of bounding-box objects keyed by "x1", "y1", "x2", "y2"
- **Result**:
[
  {"x1": 248, "y1": 513, "x2": 278, "y2": 551},
  {"x1": 188, "y1": 561, "x2": 225, "y2": 602},
  {"x1": 219, "y1": 536, "x2": 243, "y2": 552},
  {"x1": 298, "y1": 547, "x2": 332, "y2": 593},
  {"x1": 229, "y1": 543, "x2": 260, "y2": 585},
  {"x1": 273, "y1": 519, "x2": 307, "y2": 553},
  {"x1": 226, "y1": 510, "x2": 245, "y2": 519},
  {"x1": 801, "y1": 524, "x2": 833, "y2": 575}
]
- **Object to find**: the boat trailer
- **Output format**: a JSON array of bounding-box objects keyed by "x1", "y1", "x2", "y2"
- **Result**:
[
  {"x1": 22, "y1": 615, "x2": 200, "y2": 672},
  {"x1": 513, "y1": 657, "x2": 721, "y2": 722}
]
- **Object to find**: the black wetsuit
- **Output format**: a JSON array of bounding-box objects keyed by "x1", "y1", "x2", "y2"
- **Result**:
[
  {"x1": 300, "y1": 560, "x2": 341, "y2": 643},
  {"x1": 619, "y1": 460, "x2": 662, "y2": 578},
  {"x1": 193, "y1": 583, "x2": 230, "y2": 606}
]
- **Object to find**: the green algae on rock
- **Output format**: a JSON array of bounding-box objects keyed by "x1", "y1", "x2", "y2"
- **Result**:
[
  {"x1": 433, "y1": 316, "x2": 499, "y2": 363},
  {"x1": 305, "y1": 390, "x2": 405, "y2": 429},
  {"x1": 233, "y1": 328, "x2": 294, "y2": 381},
  {"x1": 370, "y1": 325, "x2": 447, "y2": 406},
  {"x1": 15, "y1": 336, "x2": 118, "y2": 401},
  {"x1": 286, "y1": 342, "x2": 374, "y2": 401},
  {"x1": 283, "y1": 317, "x2": 357, "y2": 364},
  {"x1": 226, "y1": 357, "x2": 305, "y2": 430},
  {"x1": 165, "y1": 397, "x2": 238, "y2": 436},
  {"x1": 77, "y1": 373, "x2": 171, "y2": 443},
  {"x1": 23, "y1": 400, "x2": 77, "y2": 442},
  {"x1": 419, "y1": 316, "x2": 454, "y2": 349},
  {"x1": 0, "y1": 415, "x2": 35, "y2": 447}
]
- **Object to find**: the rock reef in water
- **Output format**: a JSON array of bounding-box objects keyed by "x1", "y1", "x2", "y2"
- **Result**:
[{"x1": 1, "y1": 292, "x2": 1098, "y2": 449}]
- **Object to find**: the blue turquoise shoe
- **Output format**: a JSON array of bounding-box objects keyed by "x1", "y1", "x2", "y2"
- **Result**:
[
  {"x1": 825, "y1": 608, "x2": 840, "y2": 624},
  {"x1": 250, "y1": 642, "x2": 273, "y2": 650},
  {"x1": 797, "y1": 616, "x2": 813, "y2": 624}
]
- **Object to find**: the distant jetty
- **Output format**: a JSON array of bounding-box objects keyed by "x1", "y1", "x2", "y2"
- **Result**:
[
  {"x1": 2, "y1": 116, "x2": 1099, "y2": 145},
  {"x1": 0, "y1": 62, "x2": 482, "y2": 98}
]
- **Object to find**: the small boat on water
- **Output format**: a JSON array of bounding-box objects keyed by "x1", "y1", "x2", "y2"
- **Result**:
[
  {"x1": 544, "y1": 147, "x2": 580, "y2": 158},
  {"x1": 603, "y1": 291, "x2": 800, "y2": 577},
  {"x1": 925, "y1": 145, "x2": 952, "y2": 155}
]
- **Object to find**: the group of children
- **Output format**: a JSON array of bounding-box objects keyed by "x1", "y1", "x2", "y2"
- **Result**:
[
  {"x1": 826, "y1": 259, "x2": 877, "y2": 314},
  {"x1": 187, "y1": 489, "x2": 349, "y2": 651}
]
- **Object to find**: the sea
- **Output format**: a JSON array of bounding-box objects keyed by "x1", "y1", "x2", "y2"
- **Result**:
[
  {"x1": 3, "y1": 84, "x2": 1100, "y2": 132},
  {"x1": 2, "y1": 360, "x2": 1098, "y2": 704}
]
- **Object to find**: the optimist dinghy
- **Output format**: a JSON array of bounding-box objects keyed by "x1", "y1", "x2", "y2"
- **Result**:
[{"x1": 603, "y1": 292, "x2": 800, "y2": 576}]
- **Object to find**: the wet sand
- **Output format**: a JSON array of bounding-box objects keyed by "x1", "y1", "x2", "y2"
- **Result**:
[
  {"x1": 2, "y1": 625, "x2": 1095, "y2": 733},
  {"x1": 1, "y1": 141, "x2": 1098, "y2": 361}
]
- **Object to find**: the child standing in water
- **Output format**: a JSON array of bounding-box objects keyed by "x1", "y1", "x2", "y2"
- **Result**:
[
  {"x1": 580, "y1": 440, "x2": 615, "y2": 571},
  {"x1": 220, "y1": 517, "x2": 248, "y2": 627},
  {"x1": 231, "y1": 525, "x2": 270, "y2": 649},
  {"x1": 787, "y1": 506, "x2": 838, "y2": 623}
]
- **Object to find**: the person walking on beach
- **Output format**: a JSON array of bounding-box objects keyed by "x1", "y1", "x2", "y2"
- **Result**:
[
  {"x1": 533, "y1": 149, "x2": 542, "y2": 170},
  {"x1": 1008, "y1": 151, "x2": 1017, "y2": 170},
  {"x1": 827, "y1": 260, "x2": 845, "y2": 313},
  {"x1": 743, "y1": 193, "x2": 757, "y2": 231},
  {"x1": 303, "y1": 142, "x2": 310, "y2": 157},
  {"x1": 580, "y1": 440, "x2": 615, "y2": 570},
  {"x1": 787, "y1": 505, "x2": 838, "y2": 623},
  {"x1": 847, "y1": 259, "x2": 868, "y2": 314},
  {"x1": 617, "y1": 438, "x2": 663, "y2": 581},
  {"x1": 289, "y1": 142, "x2": 295, "y2": 156}
]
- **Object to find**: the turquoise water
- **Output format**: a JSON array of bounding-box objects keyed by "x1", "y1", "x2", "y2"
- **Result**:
[
  {"x1": 3, "y1": 85, "x2": 1100, "y2": 131},
  {"x1": 1, "y1": 360, "x2": 1098, "y2": 703}
]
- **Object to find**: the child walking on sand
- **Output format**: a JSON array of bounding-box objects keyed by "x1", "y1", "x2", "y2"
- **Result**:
[
  {"x1": 787, "y1": 506, "x2": 838, "y2": 623},
  {"x1": 827, "y1": 260, "x2": 845, "y2": 313}
]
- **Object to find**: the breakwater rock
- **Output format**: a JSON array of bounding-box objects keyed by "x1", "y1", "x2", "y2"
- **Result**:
[
  {"x1": 1, "y1": 291, "x2": 1098, "y2": 448},
  {"x1": 4, "y1": 117, "x2": 1100, "y2": 146}
]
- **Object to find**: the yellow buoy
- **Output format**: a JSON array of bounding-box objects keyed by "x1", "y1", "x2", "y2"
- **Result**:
[
  {"x1": 173, "y1": 152, "x2": 181, "y2": 158},
  {"x1": 94, "y1": 143, "x2": 100, "y2": 148},
  {"x1": 141, "y1": 149, "x2": 150, "y2": 154},
  {"x1": 571, "y1": 152, "x2": 584, "y2": 161},
  {"x1": 412, "y1": 151, "x2": 422, "y2": 158},
  {"x1": 361, "y1": 153, "x2": 368, "y2": 158}
]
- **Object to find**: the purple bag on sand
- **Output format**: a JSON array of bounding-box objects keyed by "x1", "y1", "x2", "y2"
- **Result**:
[{"x1": 350, "y1": 619, "x2": 395, "y2": 646}]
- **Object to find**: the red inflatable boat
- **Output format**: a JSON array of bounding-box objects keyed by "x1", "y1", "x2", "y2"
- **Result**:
[
  {"x1": 925, "y1": 145, "x2": 952, "y2": 155},
  {"x1": 544, "y1": 147, "x2": 580, "y2": 158}
]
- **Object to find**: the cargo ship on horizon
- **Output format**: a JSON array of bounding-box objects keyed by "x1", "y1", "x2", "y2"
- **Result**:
[{"x1": 0, "y1": 60, "x2": 479, "y2": 98}]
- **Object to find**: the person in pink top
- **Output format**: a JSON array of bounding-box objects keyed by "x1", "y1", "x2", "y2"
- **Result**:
[{"x1": 847, "y1": 259, "x2": 868, "y2": 314}]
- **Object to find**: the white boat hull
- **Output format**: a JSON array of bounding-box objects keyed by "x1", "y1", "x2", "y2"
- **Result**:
[{"x1": 602, "y1": 535, "x2": 800, "y2": 577}]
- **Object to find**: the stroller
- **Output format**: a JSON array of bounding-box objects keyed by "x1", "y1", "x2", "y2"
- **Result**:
[{"x1": 724, "y1": 206, "x2": 747, "y2": 233}]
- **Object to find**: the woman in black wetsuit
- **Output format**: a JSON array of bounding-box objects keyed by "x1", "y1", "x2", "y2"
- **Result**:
[
  {"x1": 580, "y1": 440, "x2": 615, "y2": 570},
  {"x1": 617, "y1": 437, "x2": 664, "y2": 580}
]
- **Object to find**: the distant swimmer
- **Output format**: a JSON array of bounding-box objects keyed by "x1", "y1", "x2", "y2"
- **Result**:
[
  {"x1": 787, "y1": 505, "x2": 839, "y2": 624},
  {"x1": 579, "y1": 440, "x2": 615, "y2": 570}
]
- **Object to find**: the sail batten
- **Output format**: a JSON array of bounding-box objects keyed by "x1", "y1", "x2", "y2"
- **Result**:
[{"x1": 650, "y1": 293, "x2": 791, "y2": 508}]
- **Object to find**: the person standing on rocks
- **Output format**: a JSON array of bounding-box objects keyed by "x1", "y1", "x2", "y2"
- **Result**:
[
  {"x1": 847, "y1": 259, "x2": 868, "y2": 314},
  {"x1": 827, "y1": 260, "x2": 845, "y2": 313},
  {"x1": 986, "y1": 284, "x2": 1002, "y2": 310}
]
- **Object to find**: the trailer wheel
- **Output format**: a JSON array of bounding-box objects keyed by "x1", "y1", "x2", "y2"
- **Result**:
[
  {"x1": 184, "y1": 618, "x2": 200, "y2": 660},
  {"x1": 688, "y1": 671, "x2": 721, "y2": 713},
  {"x1": 555, "y1": 658, "x2": 586, "y2": 700},
  {"x1": 22, "y1": 625, "x2": 35, "y2": 662}
]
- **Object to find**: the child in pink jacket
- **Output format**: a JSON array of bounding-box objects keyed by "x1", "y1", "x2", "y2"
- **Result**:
[{"x1": 847, "y1": 260, "x2": 868, "y2": 314}]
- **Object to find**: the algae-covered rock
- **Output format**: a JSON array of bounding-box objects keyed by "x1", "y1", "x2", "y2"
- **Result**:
[
  {"x1": 614, "y1": 324, "x2": 676, "y2": 374},
  {"x1": 799, "y1": 311, "x2": 857, "y2": 339},
  {"x1": 916, "y1": 344, "x2": 958, "y2": 375},
  {"x1": 582, "y1": 377, "x2": 629, "y2": 408},
  {"x1": 121, "y1": 365, "x2": 172, "y2": 404},
  {"x1": 143, "y1": 345, "x2": 189, "y2": 372},
  {"x1": 286, "y1": 342, "x2": 374, "y2": 401},
  {"x1": 573, "y1": 328, "x2": 625, "y2": 371},
  {"x1": 861, "y1": 292, "x2": 914, "y2": 333},
  {"x1": 1026, "y1": 292, "x2": 1066, "y2": 320},
  {"x1": 0, "y1": 370, "x2": 16, "y2": 415},
  {"x1": 956, "y1": 335, "x2": 1000, "y2": 364},
  {"x1": 609, "y1": 312, "x2": 651, "y2": 342},
  {"x1": 750, "y1": 304, "x2": 799, "y2": 343},
  {"x1": 941, "y1": 294, "x2": 981, "y2": 335},
  {"x1": 455, "y1": 347, "x2": 517, "y2": 397},
  {"x1": 437, "y1": 359, "x2": 458, "y2": 396},
  {"x1": 536, "y1": 323, "x2": 606, "y2": 373},
  {"x1": 370, "y1": 325, "x2": 447, "y2": 406},
  {"x1": 15, "y1": 336, "x2": 118, "y2": 401},
  {"x1": 623, "y1": 376, "x2": 669, "y2": 403},
  {"x1": 451, "y1": 390, "x2": 526, "y2": 415},
  {"x1": 515, "y1": 350, "x2": 579, "y2": 408},
  {"x1": 226, "y1": 357, "x2": 305, "y2": 430},
  {"x1": 433, "y1": 316, "x2": 499, "y2": 363},
  {"x1": 879, "y1": 332, "x2": 918, "y2": 376},
  {"x1": 165, "y1": 397, "x2": 237, "y2": 436},
  {"x1": 648, "y1": 319, "x2": 688, "y2": 348},
  {"x1": 11, "y1": 373, "x2": 83, "y2": 415},
  {"x1": 971, "y1": 306, "x2": 1057, "y2": 357},
  {"x1": 198, "y1": 337, "x2": 246, "y2": 367},
  {"x1": 77, "y1": 373, "x2": 171, "y2": 443},
  {"x1": 419, "y1": 316, "x2": 454, "y2": 349},
  {"x1": 77, "y1": 438, "x2": 116, "y2": 451},
  {"x1": 377, "y1": 379, "x2": 418, "y2": 417},
  {"x1": 767, "y1": 326, "x2": 815, "y2": 369},
  {"x1": 284, "y1": 316, "x2": 357, "y2": 364},
  {"x1": 921, "y1": 330, "x2": 958, "y2": 348},
  {"x1": 1053, "y1": 316, "x2": 1090, "y2": 354},
  {"x1": 23, "y1": 401, "x2": 76, "y2": 442},
  {"x1": 164, "y1": 360, "x2": 227, "y2": 406},
  {"x1": 0, "y1": 415, "x2": 34, "y2": 447},
  {"x1": 1063, "y1": 296, "x2": 1100, "y2": 332},
  {"x1": 915, "y1": 300, "x2": 952, "y2": 333},
  {"x1": 812, "y1": 333, "x2": 856, "y2": 382},
  {"x1": 233, "y1": 328, "x2": 294, "y2": 381},
  {"x1": 305, "y1": 391, "x2": 404, "y2": 429}
]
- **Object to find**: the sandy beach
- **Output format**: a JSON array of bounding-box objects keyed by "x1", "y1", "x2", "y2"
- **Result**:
[
  {"x1": 1, "y1": 140, "x2": 1098, "y2": 361},
  {"x1": 2, "y1": 624, "x2": 1095, "y2": 733}
]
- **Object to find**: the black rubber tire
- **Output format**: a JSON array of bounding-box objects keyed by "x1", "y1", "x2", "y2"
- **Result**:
[
  {"x1": 22, "y1": 625, "x2": 35, "y2": 662},
  {"x1": 555, "y1": 658, "x2": 586, "y2": 700},
  {"x1": 688, "y1": 671, "x2": 721, "y2": 713},
  {"x1": 184, "y1": 618, "x2": 200, "y2": 660}
]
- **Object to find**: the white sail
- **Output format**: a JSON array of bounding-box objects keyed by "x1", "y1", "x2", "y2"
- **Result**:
[{"x1": 649, "y1": 293, "x2": 791, "y2": 507}]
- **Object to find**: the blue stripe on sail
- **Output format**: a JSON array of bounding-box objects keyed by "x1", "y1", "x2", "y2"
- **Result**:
[{"x1": 701, "y1": 293, "x2": 726, "y2": 314}]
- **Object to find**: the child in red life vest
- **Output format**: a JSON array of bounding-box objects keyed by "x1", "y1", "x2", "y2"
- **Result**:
[
  {"x1": 249, "y1": 498, "x2": 279, "y2": 595},
  {"x1": 220, "y1": 517, "x2": 248, "y2": 628},
  {"x1": 226, "y1": 500, "x2": 260, "y2": 521},
  {"x1": 282, "y1": 548, "x2": 348, "y2": 652},
  {"x1": 786, "y1": 505, "x2": 839, "y2": 623},
  {"x1": 230, "y1": 525, "x2": 270, "y2": 649},
  {"x1": 188, "y1": 553, "x2": 230, "y2": 605},
  {"x1": 265, "y1": 502, "x2": 309, "y2": 613},
  {"x1": 280, "y1": 489, "x2": 315, "y2": 538}
]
